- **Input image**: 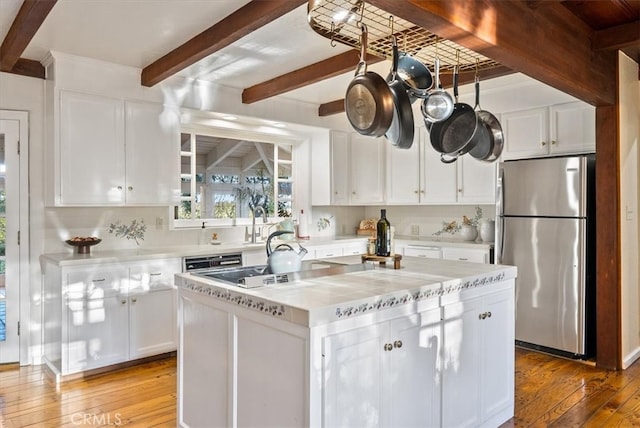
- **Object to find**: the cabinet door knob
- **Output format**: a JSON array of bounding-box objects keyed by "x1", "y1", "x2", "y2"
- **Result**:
[
  {"x1": 128, "y1": 186, "x2": 133, "y2": 191},
  {"x1": 384, "y1": 343, "x2": 393, "y2": 352},
  {"x1": 414, "y1": 190, "x2": 419, "y2": 194},
  {"x1": 551, "y1": 140, "x2": 556, "y2": 145},
  {"x1": 487, "y1": 311, "x2": 492, "y2": 318},
  {"x1": 117, "y1": 186, "x2": 123, "y2": 190},
  {"x1": 393, "y1": 340, "x2": 403, "y2": 349},
  {"x1": 131, "y1": 297, "x2": 137, "y2": 303},
  {"x1": 479, "y1": 312, "x2": 487, "y2": 320},
  {"x1": 458, "y1": 188, "x2": 462, "y2": 193},
  {"x1": 121, "y1": 299, "x2": 127, "y2": 305},
  {"x1": 541, "y1": 141, "x2": 546, "y2": 146}
]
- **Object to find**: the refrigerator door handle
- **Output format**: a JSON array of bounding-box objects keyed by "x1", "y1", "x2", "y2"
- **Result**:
[{"x1": 496, "y1": 166, "x2": 504, "y2": 264}]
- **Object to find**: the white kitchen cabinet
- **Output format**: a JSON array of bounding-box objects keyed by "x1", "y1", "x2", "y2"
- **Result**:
[
  {"x1": 50, "y1": 90, "x2": 180, "y2": 206},
  {"x1": 442, "y1": 284, "x2": 514, "y2": 428},
  {"x1": 59, "y1": 91, "x2": 126, "y2": 205},
  {"x1": 323, "y1": 131, "x2": 385, "y2": 206},
  {"x1": 42, "y1": 257, "x2": 180, "y2": 377},
  {"x1": 350, "y1": 133, "x2": 386, "y2": 205},
  {"x1": 342, "y1": 241, "x2": 367, "y2": 256},
  {"x1": 124, "y1": 100, "x2": 181, "y2": 205},
  {"x1": 442, "y1": 247, "x2": 491, "y2": 263},
  {"x1": 331, "y1": 130, "x2": 350, "y2": 205},
  {"x1": 65, "y1": 268, "x2": 129, "y2": 373},
  {"x1": 129, "y1": 288, "x2": 177, "y2": 359},
  {"x1": 501, "y1": 102, "x2": 595, "y2": 160},
  {"x1": 323, "y1": 309, "x2": 442, "y2": 427},
  {"x1": 314, "y1": 245, "x2": 343, "y2": 259},
  {"x1": 386, "y1": 131, "x2": 422, "y2": 204},
  {"x1": 422, "y1": 128, "x2": 496, "y2": 204}
]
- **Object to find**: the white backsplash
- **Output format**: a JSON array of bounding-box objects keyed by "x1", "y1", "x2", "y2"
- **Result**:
[{"x1": 43, "y1": 204, "x2": 495, "y2": 254}]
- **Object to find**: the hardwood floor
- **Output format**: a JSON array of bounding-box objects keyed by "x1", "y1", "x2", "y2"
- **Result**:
[{"x1": 1, "y1": 348, "x2": 640, "y2": 427}]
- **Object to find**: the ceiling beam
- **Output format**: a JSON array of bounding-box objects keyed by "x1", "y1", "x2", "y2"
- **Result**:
[
  {"x1": 242, "y1": 50, "x2": 384, "y2": 104},
  {"x1": 366, "y1": 0, "x2": 617, "y2": 106},
  {"x1": 0, "y1": 0, "x2": 57, "y2": 77},
  {"x1": 593, "y1": 20, "x2": 640, "y2": 51},
  {"x1": 318, "y1": 64, "x2": 515, "y2": 116},
  {"x1": 141, "y1": 0, "x2": 306, "y2": 87}
]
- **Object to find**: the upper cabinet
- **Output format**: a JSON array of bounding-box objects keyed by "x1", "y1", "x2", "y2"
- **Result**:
[
  {"x1": 387, "y1": 127, "x2": 496, "y2": 205},
  {"x1": 313, "y1": 130, "x2": 385, "y2": 206},
  {"x1": 48, "y1": 90, "x2": 180, "y2": 206},
  {"x1": 501, "y1": 101, "x2": 595, "y2": 160}
]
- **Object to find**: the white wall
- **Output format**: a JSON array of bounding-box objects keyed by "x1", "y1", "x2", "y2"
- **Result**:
[{"x1": 619, "y1": 52, "x2": 640, "y2": 369}]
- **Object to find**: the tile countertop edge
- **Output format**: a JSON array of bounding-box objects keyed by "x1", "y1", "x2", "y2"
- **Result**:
[{"x1": 175, "y1": 257, "x2": 517, "y2": 328}]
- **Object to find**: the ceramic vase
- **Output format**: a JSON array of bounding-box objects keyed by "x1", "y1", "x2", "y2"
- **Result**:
[
  {"x1": 480, "y1": 219, "x2": 495, "y2": 242},
  {"x1": 460, "y1": 225, "x2": 478, "y2": 241}
]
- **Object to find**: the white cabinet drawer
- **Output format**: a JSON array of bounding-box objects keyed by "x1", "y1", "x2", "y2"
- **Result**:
[
  {"x1": 404, "y1": 246, "x2": 442, "y2": 259},
  {"x1": 315, "y1": 246, "x2": 343, "y2": 259},
  {"x1": 442, "y1": 248, "x2": 489, "y2": 263}
]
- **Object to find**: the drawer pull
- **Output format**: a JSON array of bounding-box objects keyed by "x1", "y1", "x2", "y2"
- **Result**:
[
  {"x1": 149, "y1": 272, "x2": 162, "y2": 276},
  {"x1": 92, "y1": 278, "x2": 106, "y2": 283}
]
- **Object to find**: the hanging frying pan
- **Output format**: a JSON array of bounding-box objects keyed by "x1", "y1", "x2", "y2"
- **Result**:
[
  {"x1": 345, "y1": 24, "x2": 394, "y2": 137},
  {"x1": 469, "y1": 77, "x2": 504, "y2": 162},
  {"x1": 385, "y1": 35, "x2": 414, "y2": 149},
  {"x1": 421, "y1": 56, "x2": 454, "y2": 124},
  {"x1": 428, "y1": 62, "x2": 481, "y2": 163}
]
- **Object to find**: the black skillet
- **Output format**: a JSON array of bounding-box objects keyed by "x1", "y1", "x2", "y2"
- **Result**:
[{"x1": 384, "y1": 35, "x2": 414, "y2": 149}]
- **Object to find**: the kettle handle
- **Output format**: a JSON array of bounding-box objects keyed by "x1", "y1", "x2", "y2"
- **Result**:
[{"x1": 266, "y1": 230, "x2": 292, "y2": 256}]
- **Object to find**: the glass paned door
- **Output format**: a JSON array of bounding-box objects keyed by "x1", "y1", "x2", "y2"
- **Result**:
[{"x1": 0, "y1": 114, "x2": 22, "y2": 364}]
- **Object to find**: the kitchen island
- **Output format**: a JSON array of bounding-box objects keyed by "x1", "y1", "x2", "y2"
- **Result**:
[{"x1": 174, "y1": 256, "x2": 517, "y2": 428}]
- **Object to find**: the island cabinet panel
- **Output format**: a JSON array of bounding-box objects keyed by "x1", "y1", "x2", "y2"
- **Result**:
[
  {"x1": 179, "y1": 294, "x2": 231, "y2": 428},
  {"x1": 441, "y1": 283, "x2": 515, "y2": 428},
  {"x1": 237, "y1": 317, "x2": 307, "y2": 427}
]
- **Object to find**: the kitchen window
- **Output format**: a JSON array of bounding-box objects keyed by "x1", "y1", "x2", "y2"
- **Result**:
[{"x1": 174, "y1": 127, "x2": 293, "y2": 228}]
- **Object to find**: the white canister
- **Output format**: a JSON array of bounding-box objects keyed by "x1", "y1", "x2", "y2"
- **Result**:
[{"x1": 479, "y1": 219, "x2": 495, "y2": 242}]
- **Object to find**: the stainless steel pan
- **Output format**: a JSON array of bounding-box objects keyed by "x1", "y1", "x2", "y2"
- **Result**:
[
  {"x1": 469, "y1": 77, "x2": 504, "y2": 162},
  {"x1": 345, "y1": 24, "x2": 394, "y2": 137}
]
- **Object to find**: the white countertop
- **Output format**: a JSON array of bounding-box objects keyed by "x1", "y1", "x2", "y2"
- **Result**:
[
  {"x1": 39, "y1": 235, "x2": 492, "y2": 267},
  {"x1": 175, "y1": 255, "x2": 516, "y2": 327}
]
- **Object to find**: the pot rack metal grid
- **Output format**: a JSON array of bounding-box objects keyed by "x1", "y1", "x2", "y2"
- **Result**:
[{"x1": 307, "y1": 0, "x2": 502, "y2": 74}]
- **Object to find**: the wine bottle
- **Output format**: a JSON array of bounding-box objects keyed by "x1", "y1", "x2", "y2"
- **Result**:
[{"x1": 376, "y1": 209, "x2": 391, "y2": 256}]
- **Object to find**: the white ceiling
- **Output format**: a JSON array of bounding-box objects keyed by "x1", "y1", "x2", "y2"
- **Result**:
[{"x1": 0, "y1": 0, "x2": 393, "y2": 105}]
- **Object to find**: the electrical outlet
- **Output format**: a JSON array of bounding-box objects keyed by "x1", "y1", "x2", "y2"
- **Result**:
[
  {"x1": 411, "y1": 225, "x2": 420, "y2": 235},
  {"x1": 155, "y1": 217, "x2": 163, "y2": 230}
]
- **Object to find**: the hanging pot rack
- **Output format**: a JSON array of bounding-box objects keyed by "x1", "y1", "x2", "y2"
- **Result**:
[{"x1": 307, "y1": 0, "x2": 502, "y2": 74}]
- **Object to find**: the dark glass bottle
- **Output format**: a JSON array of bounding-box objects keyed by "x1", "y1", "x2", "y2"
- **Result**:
[{"x1": 376, "y1": 209, "x2": 391, "y2": 256}]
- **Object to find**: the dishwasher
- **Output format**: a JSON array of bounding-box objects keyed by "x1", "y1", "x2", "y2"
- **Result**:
[{"x1": 182, "y1": 252, "x2": 243, "y2": 273}]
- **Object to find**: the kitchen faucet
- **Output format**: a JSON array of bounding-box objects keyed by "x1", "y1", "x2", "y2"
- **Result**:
[{"x1": 250, "y1": 206, "x2": 268, "y2": 243}]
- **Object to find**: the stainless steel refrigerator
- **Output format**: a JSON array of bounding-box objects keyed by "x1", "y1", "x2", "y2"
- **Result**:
[{"x1": 496, "y1": 155, "x2": 596, "y2": 359}]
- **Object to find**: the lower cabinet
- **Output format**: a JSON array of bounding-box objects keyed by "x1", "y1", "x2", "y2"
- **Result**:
[
  {"x1": 322, "y1": 309, "x2": 442, "y2": 427},
  {"x1": 42, "y1": 257, "x2": 180, "y2": 377},
  {"x1": 442, "y1": 247, "x2": 491, "y2": 263},
  {"x1": 442, "y1": 283, "x2": 515, "y2": 428}
]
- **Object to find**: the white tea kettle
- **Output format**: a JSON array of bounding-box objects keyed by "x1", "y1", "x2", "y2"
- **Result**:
[{"x1": 266, "y1": 230, "x2": 308, "y2": 274}]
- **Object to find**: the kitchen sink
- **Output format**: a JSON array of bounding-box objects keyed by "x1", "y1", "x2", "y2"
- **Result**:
[{"x1": 191, "y1": 260, "x2": 371, "y2": 288}]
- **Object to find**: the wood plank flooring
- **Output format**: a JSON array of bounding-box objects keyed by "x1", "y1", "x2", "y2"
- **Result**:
[{"x1": 1, "y1": 348, "x2": 640, "y2": 427}]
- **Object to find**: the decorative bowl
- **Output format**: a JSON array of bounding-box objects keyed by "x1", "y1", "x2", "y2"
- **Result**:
[{"x1": 65, "y1": 237, "x2": 102, "y2": 254}]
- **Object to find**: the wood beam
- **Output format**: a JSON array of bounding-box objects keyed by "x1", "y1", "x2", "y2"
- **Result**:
[
  {"x1": 366, "y1": 0, "x2": 617, "y2": 106},
  {"x1": 594, "y1": 20, "x2": 640, "y2": 51},
  {"x1": 318, "y1": 65, "x2": 515, "y2": 116},
  {"x1": 0, "y1": 0, "x2": 56, "y2": 77},
  {"x1": 595, "y1": 104, "x2": 621, "y2": 370},
  {"x1": 141, "y1": 0, "x2": 306, "y2": 87},
  {"x1": 242, "y1": 50, "x2": 384, "y2": 104}
]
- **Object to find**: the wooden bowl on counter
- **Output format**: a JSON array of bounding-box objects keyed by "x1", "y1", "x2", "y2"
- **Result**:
[{"x1": 65, "y1": 237, "x2": 101, "y2": 254}]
